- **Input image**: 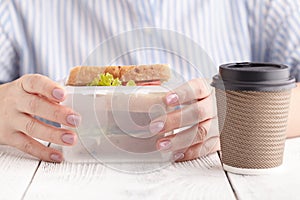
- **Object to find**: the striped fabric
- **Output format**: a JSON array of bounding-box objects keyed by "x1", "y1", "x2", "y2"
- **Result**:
[{"x1": 0, "y1": 0, "x2": 300, "y2": 83}]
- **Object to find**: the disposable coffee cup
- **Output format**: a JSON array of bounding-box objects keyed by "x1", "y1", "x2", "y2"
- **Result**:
[{"x1": 211, "y1": 62, "x2": 296, "y2": 175}]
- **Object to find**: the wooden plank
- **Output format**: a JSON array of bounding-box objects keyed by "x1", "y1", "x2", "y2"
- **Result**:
[
  {"x1": 227, "y1": 137, "x2": 300, "y2": 200},
  {"x1": 24, "y1": 148, "x2": 235, "y2": 200},
  {"x1": 0, "y1": 145, "x2": 41, "y2": 200}
]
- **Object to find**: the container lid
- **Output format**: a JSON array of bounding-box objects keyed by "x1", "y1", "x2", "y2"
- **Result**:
[
  {"x1": 211, "y1": 62, "x2": 296, "y2": 91},
  {"x1": 64, "y1": 85, "x2": 169, "y2": 95}
]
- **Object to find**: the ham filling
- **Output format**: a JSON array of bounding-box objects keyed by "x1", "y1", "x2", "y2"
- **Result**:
[{"x1": 122, "y1": 80, "x2": 162, "y2": 86}]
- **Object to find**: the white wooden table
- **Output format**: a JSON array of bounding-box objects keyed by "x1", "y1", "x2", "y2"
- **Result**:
[{"x1": 1, "y1": 138, "x2": 300, "y2": 200}]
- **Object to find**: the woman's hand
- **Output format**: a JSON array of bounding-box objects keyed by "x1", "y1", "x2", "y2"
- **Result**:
[
  {"x1": 0, "y1": 74, "x2": 80, "y2": 162},
  {"x1": 152, "y1": 79, "x2": 220, "y2": 162}
]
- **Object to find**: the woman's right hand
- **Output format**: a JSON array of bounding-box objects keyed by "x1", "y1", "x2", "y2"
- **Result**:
[{"x1": 0, "y1": 74, "x2": 81, "y2": 162}]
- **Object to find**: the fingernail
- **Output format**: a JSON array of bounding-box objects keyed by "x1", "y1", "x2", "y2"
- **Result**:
[
  {"x1": 52, "y1": 88, "x2": 65, "y2": 100},
  {"x1": 166, "y1": 93, "x2": 179, "y2": 105},
  {"x1": 67, "y1": 114, "x2": 81, "y2": 126},
  {"x1": 50, "y1": 154, "x2": 63, "y2": 162},
  {"x1": 61, "y1": 133, "x2": 75, "y2": 144},
  {"x1": 158, "y1": 140, "x2": 171, "y2": 150},
  {"x1": 149, "y1": 121, "x2": 164, "y2": 134},
  {"x1": 174, "y1": 152, "x2": 184, "y2": 161}
]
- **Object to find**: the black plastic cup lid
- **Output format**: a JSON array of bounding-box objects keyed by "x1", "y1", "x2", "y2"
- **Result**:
[{"x1": 211, "y1": 62, "x2": 296, "y2": 91}]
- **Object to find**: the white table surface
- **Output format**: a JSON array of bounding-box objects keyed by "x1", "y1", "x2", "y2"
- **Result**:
[{"x1": 1, "y1": 138, "x2": 300, "y2": 200}]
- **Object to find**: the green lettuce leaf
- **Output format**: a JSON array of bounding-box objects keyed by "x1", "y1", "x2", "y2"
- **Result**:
[{"x1": 88, "y1": 73, "x2": 122, "y2": 86}]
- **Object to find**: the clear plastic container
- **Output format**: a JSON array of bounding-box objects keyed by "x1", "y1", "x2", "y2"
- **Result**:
[{"x1": 61, "y1": 86, "x2": 173, "y2": 163}]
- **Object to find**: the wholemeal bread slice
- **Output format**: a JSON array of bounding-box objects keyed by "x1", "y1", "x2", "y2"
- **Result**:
[{"x1": 66, "y1": 64, "x2": 171, "y2": 86}]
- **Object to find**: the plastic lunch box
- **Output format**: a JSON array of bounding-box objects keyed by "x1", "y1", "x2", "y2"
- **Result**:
[{"x1": 61, "y1": 86, "x2": 173, "y2": 163}]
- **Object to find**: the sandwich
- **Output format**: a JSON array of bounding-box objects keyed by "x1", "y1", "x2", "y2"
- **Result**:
[
  {"x1": 66, "y1": 64, "x2": 171, "y2": 86},
  {"x1": 65, "y1": 64, "x2": 172, "y2": 114}
]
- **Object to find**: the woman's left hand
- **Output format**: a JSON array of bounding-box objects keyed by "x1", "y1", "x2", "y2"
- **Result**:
[{"x1": 151, "y1": 78, "x2": 220, "y2": 162}]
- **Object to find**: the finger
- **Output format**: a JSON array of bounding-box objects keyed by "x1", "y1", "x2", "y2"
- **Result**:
[
  {"x1": 16, "y1": 92, "x2": 81, "y2": 127},
  {"x1": 150, "y1": 96, "x2": 215, "y2": 134},
  {"x1": 156, "y1": 119, "x2": 212, "y2": 152},
  {"x1": 15, "y1": 113, "x2": 77, "y2": 145},
  {"x1": 173, "y1": 136, "x2": 220, "y2": 162},
  {"x1": 18, "y1": 74, "x2": 66, "y2": 102},
  {"x1": 165, "y1": 78, "x2": 212, "y2": 106},
  {"x1": 8, "y1": 131, "x2": 64, "y2": 162}
]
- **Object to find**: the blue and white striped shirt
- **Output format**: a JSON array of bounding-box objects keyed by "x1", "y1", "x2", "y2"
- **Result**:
[{"x1": 0, "y1": 0, "x2": 300, "y2": 82}]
